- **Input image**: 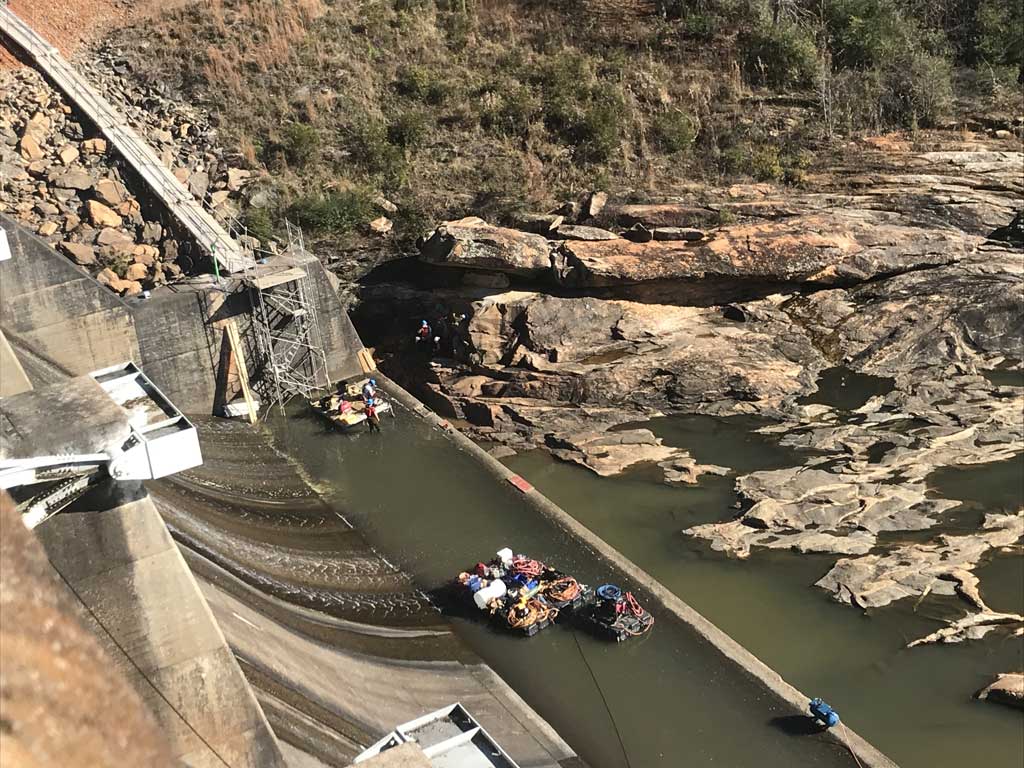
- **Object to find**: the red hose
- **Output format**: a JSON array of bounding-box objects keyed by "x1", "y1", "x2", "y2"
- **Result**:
[
  {"x1": 511, "y1": 556, "x2": 545, "y2": 577},
  {"x1": 625, "y1": 591, "x2": 644, "y2": 617}
]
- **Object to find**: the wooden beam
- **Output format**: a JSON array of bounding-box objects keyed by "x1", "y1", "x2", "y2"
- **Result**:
[{"x1": 225, "y1": 320, "x2": 258, "y2": 424}]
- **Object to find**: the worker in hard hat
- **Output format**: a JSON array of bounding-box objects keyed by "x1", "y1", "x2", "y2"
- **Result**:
[
  {"x1": 365, "y1": 397, "x2": 381, "y2": 433},
  {"x1": 361, "y1": 378, "x2": 376, "y2": 403}
]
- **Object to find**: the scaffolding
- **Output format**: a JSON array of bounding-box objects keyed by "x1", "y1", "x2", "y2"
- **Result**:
[
  {"x1": 243, "y1": 222, "x2": 331, "y2": 411},
  {"x1": 211, "y1": 203, "x2": 331, "y2": 413}
]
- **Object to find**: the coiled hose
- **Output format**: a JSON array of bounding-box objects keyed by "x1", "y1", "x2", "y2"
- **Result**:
[
  {"x1": 507, "y1": 598, "x2": 559, "y2": 629},
  {"x1": 511, "y1": 556, "x2": 545, "y2": 577},
  {"x1": 546, "y1": 576, "x2": 582, "y2": 603}
]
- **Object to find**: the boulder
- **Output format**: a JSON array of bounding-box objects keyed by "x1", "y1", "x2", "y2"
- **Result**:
[
  {"x1": 557, "y1": 212, "x2": 976, "y2": 292},
  {"x1": 95, "y1": 227, "x2": 133, "y2": 247},
  {"x1": 607, "y1": 203, "x2": 719, "y2": 229},
  {"x1": 81, "y1": 138, "x2": 107, "y2": 154},
  {"x1": 510, "y1": 213, "x2": 563, "y2": 235},
  {"x1": 544, "y1": 428, "x2": 685, "y2": 476},
  {"x1": 60, "y1": 241, "x2": 96, "y2": 266},
  {"x1": 419, "y1": 217, "x2": 554, "y2": 277},
  {"x1": 18, "y1": 134, "x2": 43, "y2": 161},
  {"x1": 132, "y1": 245, "x2": 159, "y2": 265},
  {"x1": 187, "y1": 170, "x2": 210, "y2": 200},
  {"x1": 121, "y1": 280, "x2": 144, "y2": 297},
  {"x1": 622, "y1": 224, "x2": 653, "y2": 243},
  {"x1": 125, "y1": 263, "x2": 149, "y2": 281},
  {"x1": 816, "y1": 513, "x2": 1024, "y2": 608},
  {"x1": 369, "y1": 216, "x2": 393, "y2": 235},
  {"x1": 227, "y1": 168, "x2": 252, "y2": 192},
  {"x1": 653, "y1": 227, "x2": 705, "y2": 242},
  {"x1": 57, "y1": 145, "x2": 80, "y2": 165},
  {"x1": 86, "y1": 200, "x2": 123, "y2": 228},
  {"x1": 117, "y1": 200, "x2": 142, "y2": 221},
  {"x1": 552, "y1": 225, "x2": 619, "y2": 241},
  {"x1": 140, "y1": 221, "x2": 163, "y2": 243},
  {"x1": 95, "y1": 267, "x2": 120, "y2": 288},
  {"x1": 208, "y1": 189, "x2": 230, "y2": 207},
  {"x1": 584, "y1": 191, "x2": 608, "y2": 219},
  {"x1": 1, "y1": 162, "x2": 29, "y2": 182},
  {"x1": 93, "y1": 178, "x2": 126, "y2": 207},
  {"x1": 37, "y1": 222, "x2": 58, "y2": 237},
  {"x1": 54, "y1": 169, "x2": 94, "y2": 191},
  {"x1": 976, "y1": 674, "x2": 1024, "y2": 710}
]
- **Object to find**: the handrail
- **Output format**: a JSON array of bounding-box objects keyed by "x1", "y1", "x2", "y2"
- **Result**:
[{"x1": 0, "y1": 6, "x2": 254, "y2": 274}]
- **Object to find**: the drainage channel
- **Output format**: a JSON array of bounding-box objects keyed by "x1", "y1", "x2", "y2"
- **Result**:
[{"x1": 270, "y1": 407, "x2": 870, "y2": 768}]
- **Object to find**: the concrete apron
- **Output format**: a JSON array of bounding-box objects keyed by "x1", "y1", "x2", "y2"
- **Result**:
[{"x1": 374, "y1": 372, "x2": 899, "y2": 768}]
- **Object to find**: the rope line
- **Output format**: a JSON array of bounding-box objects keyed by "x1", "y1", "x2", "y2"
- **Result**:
[
  {"x1": 571, "y1": 629, "x2": 632, "y2": 768},
  {"x1": 840, "y1": 722, "x2": 865, "y2": 768},
  {"x1": 54, "y1": 567, "x2": 234, "y2": 768}
]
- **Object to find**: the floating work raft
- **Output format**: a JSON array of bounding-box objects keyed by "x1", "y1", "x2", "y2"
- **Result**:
[
  {"x1": 457, "y1": 548, "x2": 588, "y2": 637},
  {"x1": 578, "y1": 583, "x2": 655, "y2": 642},
  {"x1": 309, "y1": 381, "x2": 393, "y2": 432}
]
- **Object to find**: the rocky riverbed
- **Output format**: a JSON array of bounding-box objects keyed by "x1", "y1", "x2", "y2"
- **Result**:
[{"x1": 357, "y1": 133, "x2": 1024, "y2": 668}]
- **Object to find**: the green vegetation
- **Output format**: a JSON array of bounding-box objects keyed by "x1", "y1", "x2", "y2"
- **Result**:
[
  {"x1": 288, "y1": 188, "x2": 376, "y2": 235},
  {"x1": 118, "y1": 0, "x2": 1022, "y2": 250},
  {"x1": 280, "y1": 123, "x2": 320, "y2": 168},
  {"x1": 741, "y1": 23, "x2": 818, "y2": 89}
]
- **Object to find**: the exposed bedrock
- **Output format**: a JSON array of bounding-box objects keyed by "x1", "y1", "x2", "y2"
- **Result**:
[
  {"x1": 816, "y1": 513, "x2": 1023, "y2": 610},
  {"x1": 686, "y1": 372, "x2": 1024, "y2": 558},
  {"x1": 976, "y1": 674, "x2": 1024, "y2": 711},
  {"x1": 361, "y1": 143, "x2": 1023, "y2": 558}
]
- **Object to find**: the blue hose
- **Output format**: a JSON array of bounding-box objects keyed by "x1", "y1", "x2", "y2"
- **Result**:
[{"x1": 596, "y1": 584, "x2": 622, "y2": 601}]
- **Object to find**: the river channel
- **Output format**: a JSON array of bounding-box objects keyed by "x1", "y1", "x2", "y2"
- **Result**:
[
  {"x1": 269, "y1": 371, "x2": 1021, "y2": 768},
  {"x1": 271, "y1": 408, "x2": 863, "y2": 768}
]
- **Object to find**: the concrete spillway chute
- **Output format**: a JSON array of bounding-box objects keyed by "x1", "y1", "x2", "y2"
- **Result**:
[{"x1": 0, "y1": 362, "x2": 202, "y2": 527}]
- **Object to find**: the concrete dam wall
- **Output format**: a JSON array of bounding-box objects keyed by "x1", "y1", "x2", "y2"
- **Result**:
[{"x1": 0, "y1": 214, "x2": 365, "y2": 411}]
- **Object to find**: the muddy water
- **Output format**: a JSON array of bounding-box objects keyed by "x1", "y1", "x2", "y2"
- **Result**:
[
  {"x1": 271, "y1": 410, "x2": 861, "y2": 768},
  {"x1": 501, "y1": 399, "x2": 1023, "y2": 768}
]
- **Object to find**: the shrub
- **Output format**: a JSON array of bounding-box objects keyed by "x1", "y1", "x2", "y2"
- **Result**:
[
  {"x1": 573, "y1": 86, "x2": 625, "y2": 162},
  {"x1": 975, "y1": 0, "x2": 1024, "y2": 70},
  {"x1": 651, "y1": 110, "x2": 696, "y2": 153},
  {"x1": 282, "y1": 123, "x2": 320, "y2": 167},
  {"x1": 387, "y1": 109, "x2": 431, "y2": 149},
  {"x1": 718, "y1": 144, "x2": 747, "y2": 176},
  {"x1": 242, "y1": 206, "x2": 275, "y2": 243},
  {"x1": 741, "y1": 23, "x2": 819, "y2": 90},
  {"x1": 287, "y1": 188, "x2": 375, "y2": 235},
  {"x1": 833, "y1": 51, "x2": 952, "y2": 130},
  {"x1": 481, "y1": 85, "x2": 541, "y2": 138},
  {"x1": 681, "y1": 12, "x2": 719, "y2": 42},
  {"x1": 875, "y1": 51, "x2": 952, "y2": 129},
  {"x1": 823, "y1": 0, "x2": 912, "y2": 70},
  {"x1": 394, "y1": 64, "x2": 451, "y2": 105},
  {"x1": 749, "y1": 144, "x2": 783, "y2": 182},
  {"x1": 348, "y1": 121, "x2": 407, "y2": 183}
]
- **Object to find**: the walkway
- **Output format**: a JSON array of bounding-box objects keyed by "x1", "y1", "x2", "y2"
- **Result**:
[{"x1": 0, "y1": 6, "x2": 254, "y2": 274}]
